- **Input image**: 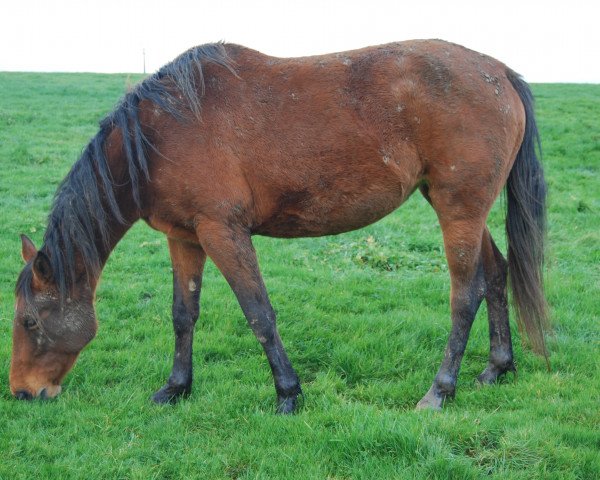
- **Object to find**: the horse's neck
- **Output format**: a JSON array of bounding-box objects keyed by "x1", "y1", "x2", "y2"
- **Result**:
[
  {"x1": 95, "y1": 138, "x2": 142, "y2": 269},
  {"x1": 96, "y1": 207, "x2": 137, "y2": 268},
  {"x1": 53, "y1": 129, "x2": 142, "y2": 291}
]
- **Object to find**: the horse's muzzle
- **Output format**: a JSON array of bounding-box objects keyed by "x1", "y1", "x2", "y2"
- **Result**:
[
  {"x1": 14, "y1": 390, "x2": 33, "y2": 400},
  {"x1": 13, "y1": 384, "x2": 62, "y2": 400}
]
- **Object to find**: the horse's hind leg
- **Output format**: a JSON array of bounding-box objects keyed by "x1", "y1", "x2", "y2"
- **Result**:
[
  {"x1": 478, "y1": 229, "x2": 516, "y2": 383},
  {"x1": 153, "y1": 238, "x2": 206, "y2": 403},
  {"x1": 194, "y1": 219, "x2": 302, "y2": 414},
  {"x1": 416, "y1": 217, "x2": 486, "y2": 409}
]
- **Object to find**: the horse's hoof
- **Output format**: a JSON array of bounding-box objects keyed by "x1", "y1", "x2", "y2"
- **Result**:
[
  {"x1": 415, "y1": 387, "x2": 444, "y2": 411},
  {"x1": 276, "y1": 391, "x2": 302, "y2": 415},
  {"x1": 477, "y1": 362, "x2": 517, "y2": 385},
  {"x1": 151, "y1": 383, "x2": 191, "y2": 404},
  {"x1": 276, "y1": 396, "x2": 297, "y2": 414}
]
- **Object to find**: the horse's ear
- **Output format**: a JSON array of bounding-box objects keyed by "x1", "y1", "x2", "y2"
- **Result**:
[
  {"x1": 32, "y1": 251, "x2": 54, "y2": 284},
  {"x1": 20, "y1": 234, "x2": 37, "y2": 263}
]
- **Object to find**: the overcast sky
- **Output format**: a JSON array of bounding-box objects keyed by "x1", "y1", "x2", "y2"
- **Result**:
[{"x1": 2, "y1": 0, "x2": 599, "y2": 82}]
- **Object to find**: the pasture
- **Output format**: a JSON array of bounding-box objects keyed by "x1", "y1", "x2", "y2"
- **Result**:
[{"x1": 0, "y1": 72, "x2": 598, "y2": 479}]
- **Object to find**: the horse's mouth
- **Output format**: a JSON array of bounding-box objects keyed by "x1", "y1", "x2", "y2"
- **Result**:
[
  {"x1": 38, "y1": 384, "x2": 62, "y2": 399},
  {"x1": 13, "y1": 384, "x2": 62, "y2": 401}
]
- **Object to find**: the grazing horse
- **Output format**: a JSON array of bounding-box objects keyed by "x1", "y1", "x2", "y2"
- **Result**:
[{"x1": 10, "y1": 39, "x2": 548, "y2": 411}]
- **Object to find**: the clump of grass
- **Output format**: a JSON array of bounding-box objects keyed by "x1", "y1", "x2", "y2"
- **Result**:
[{"x1": 325, "y1": 235, "x2": 447, "y2": 272}]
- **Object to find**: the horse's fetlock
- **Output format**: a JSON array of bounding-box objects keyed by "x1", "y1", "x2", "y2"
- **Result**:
[
  {"x1": 169, "y1": 372, "x2": 192, "y2": 389},
  {"x1": 276, "y1": 378, "x2": 302, "y2": 398},
  {"x1": 434, "y1": 373, "x2": 456, "y2": 397},
  {"x1": 490, "y1": 350, "x2": 514, "y2": 370}
]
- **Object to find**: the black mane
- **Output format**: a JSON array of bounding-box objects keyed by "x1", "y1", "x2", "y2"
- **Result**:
[{"x1": 22, "y1": 43, "x2": 236, "y2": 299}]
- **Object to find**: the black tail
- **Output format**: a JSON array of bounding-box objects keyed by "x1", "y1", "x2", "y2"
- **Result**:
[{"x1": 505, "y1": 69, "x2": 550, "y2": 367}]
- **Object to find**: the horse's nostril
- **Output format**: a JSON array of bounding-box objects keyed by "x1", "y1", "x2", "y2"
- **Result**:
[
  {"x1": 39, "y1": 388, "x2": 48, "y2": 400},
  {"x1": 15, "y1": 390, "x2": 33, "y2": 401}
]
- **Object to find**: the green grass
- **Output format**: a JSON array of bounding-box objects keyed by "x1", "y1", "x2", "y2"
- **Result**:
[{"x1": 0, "y1": 72, "x2": 599, "y2": 479}]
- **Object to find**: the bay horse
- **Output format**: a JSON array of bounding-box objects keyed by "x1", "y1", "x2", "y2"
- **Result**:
[{"x1": 11, "y1": 39, "x2": 548, "y2": 412}]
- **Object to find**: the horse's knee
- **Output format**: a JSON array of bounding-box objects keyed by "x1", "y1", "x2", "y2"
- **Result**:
[
  {"x1": 172, "y1": 298, "x2": 198, "y2": 334},
  {"x1": 172, "y1": 275, "x2": 200, "y2": 334},
  {"x1": 246, "y1": 308, "x2": 277, "y2": 344}
]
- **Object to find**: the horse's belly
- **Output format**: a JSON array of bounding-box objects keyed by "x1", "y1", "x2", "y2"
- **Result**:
[{"x1": 253, "y1": 184, "x2": 411, "y2": 238}]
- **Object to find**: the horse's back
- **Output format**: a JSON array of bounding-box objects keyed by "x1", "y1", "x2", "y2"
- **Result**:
[{"x1": 144, "y1": 40, "x2": 525, "y2": 239}]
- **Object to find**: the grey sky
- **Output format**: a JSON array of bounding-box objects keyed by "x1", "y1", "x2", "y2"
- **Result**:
[{"x1": 2, "y1": 0, "x2": 599, "y2": 82}]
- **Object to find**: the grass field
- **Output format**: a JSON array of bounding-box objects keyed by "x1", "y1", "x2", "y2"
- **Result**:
[{"x1": 0, "y1": 72, "x2": 598, "y2": 479}]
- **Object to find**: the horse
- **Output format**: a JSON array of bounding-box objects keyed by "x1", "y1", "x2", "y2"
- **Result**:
[{"x1": 10, "y1": 39, "x2": 549, "y2": 412}]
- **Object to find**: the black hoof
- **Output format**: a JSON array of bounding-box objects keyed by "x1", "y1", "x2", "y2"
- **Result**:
[
  {"x1": 276, "y1": 389, "x2": 303, "y2": 415},
  {"x1": 477, "y1": 362, "x2": 517, "y2": 385},
  {"x1": 151, "y1": 383, "x2": 191, "y2": 404}
]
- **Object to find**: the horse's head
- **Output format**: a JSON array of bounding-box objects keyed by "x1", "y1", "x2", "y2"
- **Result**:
[{"x1": 10, "y1": 235, "x2": 97, "y2": 400}]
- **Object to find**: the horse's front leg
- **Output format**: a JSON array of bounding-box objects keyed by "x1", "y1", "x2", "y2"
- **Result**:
[
  {"x1": 195, "y1": 219, "x2": 302, "y2": 414},
  {"x1": 152, "y1": 238, "x2": 206, "y2": 404}
]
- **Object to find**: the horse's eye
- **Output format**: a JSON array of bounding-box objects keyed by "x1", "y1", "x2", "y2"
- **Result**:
[{"x1": 23, "y1": 317, "x2": 39, "y2": 330}]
